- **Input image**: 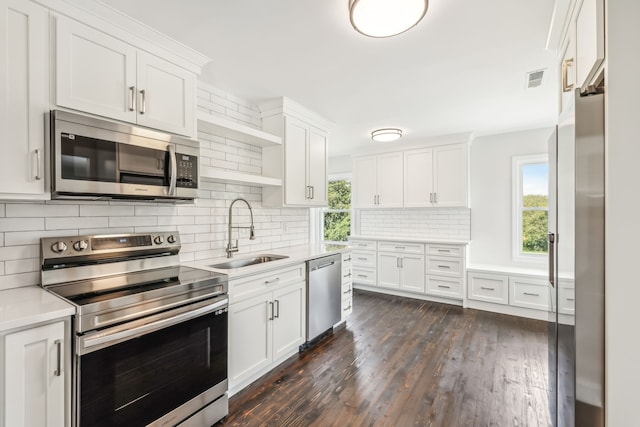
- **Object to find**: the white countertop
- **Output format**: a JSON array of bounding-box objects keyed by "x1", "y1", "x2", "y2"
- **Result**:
[
  {"x1": 192, "y1": 244, "x2": 351, "y2": 280},
  {"x1": 349, "y1": 235, "x2": 470, "y2": 245},
  {"x1": 0, "y1": 287, "x2": 75, "y2": 332},
  {"x1": 467, "y1": 263, "x2": 575, "y2": 281}
]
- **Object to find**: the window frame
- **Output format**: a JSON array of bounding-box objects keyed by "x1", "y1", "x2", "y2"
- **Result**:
[
  {"x1": 512, "y1": 154, "x2": 549, "y2": 262},
  {"x1": 313, "y1": 173, "x2": 352, "y2": 246}
]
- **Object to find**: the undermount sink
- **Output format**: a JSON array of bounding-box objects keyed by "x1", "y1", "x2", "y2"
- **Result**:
[{"x1": 208, "y1": 254, "x2": 289, "y2": 269}]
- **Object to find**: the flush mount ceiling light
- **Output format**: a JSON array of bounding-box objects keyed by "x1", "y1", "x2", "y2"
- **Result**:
[
  {"x1": 371, "y1": 128, "x2": 403, "y2": 142},
  {"x1": 349, "y1": 0, "x2": 429, "y2": 38}
]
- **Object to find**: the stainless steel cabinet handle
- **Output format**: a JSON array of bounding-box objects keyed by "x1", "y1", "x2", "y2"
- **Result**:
[
  {"x1": 34, "y1": 149, "x2": 41, "y2": 180},
  {"x1": 480, "y1": 286, "x2": 495, "y2": 291},
  {"x1": 357, "y1": 274, "x2": 367, "y2": 278},
  {"x1": 317, "y1": 261, "x2": 335, "y2": 270},
  {"x1": 524, "y1": 292, "x2": 540, "y2": 297},
  {"x1": 344, "y1": 256, "x2": 352, "y2": 262},
  {"x1": 139, "y1": 89, "x2": 146, "y2": 114},
  {"x1": 264, "y1": 277, "x2": 280, "y2": 284},
  {"x1": 437, "y1": 265, "x2": 451, "y2": 269},
  {"x1": 400, "y1": 257, "x2": 403, "y2": 268},
  {"x1": 343, "y1": 272, "x2": 352, "y2": 278},
  {"x1": 54, "y1": 339, "x2": 61, "y2": 376},
  {"x1": 567, "y1": 298, "x2": 575, "y2": 301},
  {"x1": 438, "y1": 249, "x2": 450, "y2": 253},
  {"x1": 437, "y1": 285, "x2": 451, "y2": 289},
  {"x1": 429, "y1": 192, "x2": 433, "y2": 203},
  {"x1": 548, "y1": 232, "x2": 556, "y2": 288},
  {"x1": 129, "y1": 86, "x2": 136, "y2": 111},
  {"x1": 343, "y1": 287, "x2": 351, "y2": 294},
  {"x1": 396, "y1": 257, "x2": 400, "y2": 268},
  {"x1": 268, "y1": 301, "x2": 274, "y2": 320},
  {"x1": 344, "y1": 305, "x2": 352, "y2": 311},
  {"x1": 395, "y1": 246, "x2": 405, "y2": 250},
  {"x1": 168, "y1": 144, "x2": 177, "y2": 196},
  {"x1": 274, "y1": 300, "x2": 280, "y2": 319},
  {"x1": 310, "y1": 186, "x2": 315, "y2": 200},
  {"x1": 357, "y1": 244, "x2": 367, "y2": 247},
  {"x1": 357, "y1": 257, "x2": 367, "y2": 260},
  {"x1": 562, "y1": 58, "x2": 574, "y2": 93}
]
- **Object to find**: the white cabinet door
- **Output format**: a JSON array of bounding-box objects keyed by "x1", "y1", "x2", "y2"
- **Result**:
[
  {"x1": 283, "y1": 116, "x2": 309, "y2": 205},
  {"x1": 404, "y1": 148, "x2": 434, "y2": 207},
  {"x1": 307, "y1": 127, "x2": 328, "y2": 206},
  {"x1": 377, "y1": 152, "x2": 403, "y2": 207},
  {"x1": 0, "y1": 0, "x2": 48, "y2": 197},
  {"x1": 352, "y1": 156, "x2": 377, "y2": 208},
  {"x1": 136, "y1": 52, "x2": 195, "y2": 137},
  {"x1": 377, "y1": 252, "x2": 400, "y2": 289},
  {"x1": 56, "y1": 15, "x2": 137, "y2": 123},
  {"x1": 228, "y1": 293, "x2": 272, "y2": 389},
  {"x1": 400, "y1": 254, "x2": 425, "y2": 293},
  {"x1": 575, "y1": 0, "x2": 604, "y2": 90},
  {"x1": 4, "y1": 321, "x2": 66, "y2": 427},
  {"x1": 272, "y1": 282, "x2": 305, "y2": 361},
  {"x1": 433, "y1": 144, "x2": 467, "y2": 207},
  {"x1": 559, "y1": 21, "x2": 576, "y2": 115}
]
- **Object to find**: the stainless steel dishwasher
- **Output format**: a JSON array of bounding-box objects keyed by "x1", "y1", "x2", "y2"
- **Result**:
[{"x1": 306, "y1": 254, "x2": 342, "y2": 343}]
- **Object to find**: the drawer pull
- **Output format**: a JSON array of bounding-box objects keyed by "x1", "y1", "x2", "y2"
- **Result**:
[
  {"x1": 437, "y1": 285, "x2": 451, "y2": 289},
  {"x1": 437, "y1": 265, "x2": 451, "y2": 269},
  {"x1": 480, "y1": 286, "x2": 495, "y2": 291},
  {"x1": 264, "y1": 277, "x2": 280, "y2": 284},
  {"x1": 438, "y1": 249, "x2": 451, "y2": 253},
  {"x1": 343, "y1": 288, "x2": 351, "y2": 294},
  {"x1": 357, "y1": 274, "x2": 367, "y2": 278},
  {"x1": 394, "y1": 246, "x2": 406, "y2": 250},
  {"x1": 357, "y1": 257, "x2": 368, "y2": 261},
  {"x1": 358, "y1": 243, "x2": 367, "y2": 247},
  {"x1": 524, "y1": 292, "x2": 540, "y2": 297},
  {"x1": 344, "y1": 257, "x2": 352, "y2": 262},
  {"x1": 343, "y1": 272, "x2": 352, "y2": 278},
  {"x1": 567, "y1": 298, "x2": 575, "y2": 301},
  {"x1": 344, "y1": 305, "x2": 352, "y2": 311}
]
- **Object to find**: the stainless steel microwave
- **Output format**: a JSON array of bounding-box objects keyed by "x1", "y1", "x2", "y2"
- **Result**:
[{"x1": 50, "y1": 110, "x2": 198, "y2": 201}]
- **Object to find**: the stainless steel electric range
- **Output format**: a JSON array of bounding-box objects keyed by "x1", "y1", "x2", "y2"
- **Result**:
[{"x1": 41, "y1": 232, "x2": 229, "y2": 427}]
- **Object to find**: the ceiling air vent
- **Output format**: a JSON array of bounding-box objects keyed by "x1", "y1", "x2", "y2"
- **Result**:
[{"x1": 526, "y1": 69, "x2": 545, "y2": 88}]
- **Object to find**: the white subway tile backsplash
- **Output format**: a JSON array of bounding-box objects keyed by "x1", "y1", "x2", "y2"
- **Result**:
[
  {"x1": 359, "y1": 208, "x2": 470, "y2": 241},
  {"x1": 0, "y1": 85, "x2": 309, "y2": 289}
]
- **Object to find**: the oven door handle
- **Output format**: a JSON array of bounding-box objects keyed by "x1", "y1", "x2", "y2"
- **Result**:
[{"x1": 78, "y1": 297, "x2": 227, "y2": 355}]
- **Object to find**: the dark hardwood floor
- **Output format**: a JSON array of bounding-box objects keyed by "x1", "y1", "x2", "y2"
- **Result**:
[{"x1": 220, "y1": 289, "x2": 552, "y2": 427}]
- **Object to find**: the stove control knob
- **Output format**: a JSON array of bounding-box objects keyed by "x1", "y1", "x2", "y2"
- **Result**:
[
  {"x1": 73, "y1": 240, "x2": 88, "y2": 252},
  {"x1": 51, "y1": 241, "x2": 67, "y2": 253},
  {"x1": 167, "y1": 235, "x2": 176, "y2": 244},
  {"x1": 154, "y1": 236, "x2": 164, "y2": 245}
]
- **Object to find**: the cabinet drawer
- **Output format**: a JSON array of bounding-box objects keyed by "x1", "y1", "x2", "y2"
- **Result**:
[
  {"x1": 426, "y1": 276, "x2": 463, "y2": 299},
  {"x1": 350, "y1": 240, "x2": 376, "y2": 250},
  {"x1": 509, "y1": 277, "x2": 551, "y2": 311},
  {"x1": 352, "y1": 268, "x2": 376, "y2": 286},
  {"x1": 352, "y1": 250, "x2": 376, "y2": 268},
  {"x1": 377, "y1": 241, "x2": 424, "y2": 254},
  {"x1": 342, "y1": 294, "x2": 353, "y2": 317},
  {"x1": 426, "y1": 257, "x2": 462, "y2": 277},
  {"x1": 229, "y1": 264, "x2": 306, "y2": 301},
  {"x1": 468, "y1": 273, "x2": 508, "y2": 305},
  {"x1": 342, "y1": 251, "x2": 353, "y2": 268},
  {"x1": 558, "y1": 287, "x2": 575, "y2": 315},
  {"x1": 342, "y1": 281, "x2": 353, "y2": 295},
  {"x1": 427, "y1": 245, "x2": 463, "y2": 258}
]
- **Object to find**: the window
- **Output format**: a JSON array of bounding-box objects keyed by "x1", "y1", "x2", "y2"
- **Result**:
[
  {"x1": 321, "y1": 177, "x2": 351, "y2": 249},
  {"x1": 513, "y1": 155, "x2": 549, "y2": 259}
]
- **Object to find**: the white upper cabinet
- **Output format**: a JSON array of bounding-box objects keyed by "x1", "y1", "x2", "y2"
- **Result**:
[
  {"x1": 432, "y1": 144, "x2": 468, "y2": 207},
  {"x1": 559, "y1": 20, "x2": 576, "y2": 115},
  {"x1": 261, "y1": 97, "x2": 332, "y2": 207},
  {"x1": 55, "y1": 16, "x2": 196, "y2": 137},
  {"x1": 352, "y1": 152, "x2": 403, "y2": 208},
  {"x1": 575, "y1": 0, "x2": 604, "y2": 91},
  {"x1": 0, "y1": 0, "x2": 49, "y2": 199},
  {"x1": 402, "y1": 143, "x2": 468, "y2": 208}
]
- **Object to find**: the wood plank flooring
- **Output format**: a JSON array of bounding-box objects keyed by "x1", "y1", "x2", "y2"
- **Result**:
[{"x1": 219, "y1": 290, "x2": 552, "y2": 427}]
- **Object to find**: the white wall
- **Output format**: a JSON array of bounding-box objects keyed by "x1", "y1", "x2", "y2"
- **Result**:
[
  {"x1": 605, "y1": 1, "x2": 640, "y2": 424},
  {"x1": 469, "y1": 127, "x2": 554, "y2": 270},
  {"x1": 0, "y1": 83, "x2": 309, "y2": 291},
  {"x1": 328, "y1": 155, "x2": 352, "y2": 175}
]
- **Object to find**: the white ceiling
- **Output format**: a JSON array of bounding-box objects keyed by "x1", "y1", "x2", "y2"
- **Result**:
[{"x1": 99, "y1": 0, "x2": 558, "y2": 157}]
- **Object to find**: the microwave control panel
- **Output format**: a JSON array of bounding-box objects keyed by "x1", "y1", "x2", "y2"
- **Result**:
[{"x1": 176, "y1": 153, "x2": 198, "y2": 188}]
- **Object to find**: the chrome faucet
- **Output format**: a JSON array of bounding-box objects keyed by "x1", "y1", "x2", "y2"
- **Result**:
[{"x1": 226, "y1": 198, "x2": 255, "y2": 258}]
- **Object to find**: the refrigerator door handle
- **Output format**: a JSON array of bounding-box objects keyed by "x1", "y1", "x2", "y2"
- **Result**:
[{"x1": 547, "y1": 232, "x2": 555, "y2": 288}]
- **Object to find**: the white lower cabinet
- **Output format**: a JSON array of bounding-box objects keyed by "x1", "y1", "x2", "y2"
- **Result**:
[
  {"x1": 3, "y1": 320, "x2": 68, "y2": 427},
  {"x1": 377, "y1": 252, "x2": 425, "y2": 292},
  {"x1": 426, "y1": 276, "x2": 463, "y2": 299},
  {"x1": 509, "y1": 276, "x2": 551, "y2": 311},
  {"x1": 228, "y1": 264, "x2": 306, "y2": 393},
  {"x1": 425, "y1": 244, "x2": 465, "y2": 300},
  {"x1": 467, "y1": 272, "x2": 509, "y2": 305},
  {"x1": 341, "y1": 251, "x2": 353, "y2": 319}
]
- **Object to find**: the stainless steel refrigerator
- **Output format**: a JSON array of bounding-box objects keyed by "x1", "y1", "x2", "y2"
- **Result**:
[{"x1": 548, "y1": 84, "x2": 605, "y2": 427}]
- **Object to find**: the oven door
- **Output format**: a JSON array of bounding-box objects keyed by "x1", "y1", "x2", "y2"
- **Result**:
[{"x1": 75, "y1": 297, "x2": 228, "y2": 427}]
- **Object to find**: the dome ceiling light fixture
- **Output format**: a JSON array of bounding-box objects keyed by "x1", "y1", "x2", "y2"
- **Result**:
[
  {"x1": 349, "y1": 0, "x2": 429, "y2": 38},
  {"x1": 371, "y1": 128, "x2": 403, "y2": 142}
]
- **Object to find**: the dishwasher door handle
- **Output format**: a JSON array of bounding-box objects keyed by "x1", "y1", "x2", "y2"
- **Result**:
[{"x1": 314, "y1": 261, "x2": 335, "y2": 270}]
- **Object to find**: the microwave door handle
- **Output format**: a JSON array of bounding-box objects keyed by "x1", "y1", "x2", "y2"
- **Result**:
[{"x1": 168, "y1": 144, "x2": 177, "y2": 196}]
